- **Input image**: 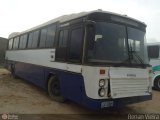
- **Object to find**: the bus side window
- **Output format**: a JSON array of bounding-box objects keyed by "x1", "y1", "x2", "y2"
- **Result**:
[
  {"x1": 59, "y1": 30, "x2": 68, "y2": 47},
  {"x1": 32, "y1": 30, "x2": 39, "y2": 48},
  {"x1": 8, "y1": 39, "x2": 13, "y2": 50},
  {"x1": 19, "y1": 36, "x2": 24, "y2": 49},
  {"x1": 147, "y1": 45, "x2": 159, "y2": 59},
  {"x1": 13, "y1": 38, "x2": 16, "y2": 49},
  {"x1": 23, "y1": 34, "x2": 28, "y2": 49},
  {"x1": 46, "y1": 24, "x2": 56, "y2": 48},
  {"x1": 39, "y1": 28, "x2": 47, "y2": 48},
  {"x1": 13, "y1": 37, "x2": 19, "y2": 50},
  {"x1": 55, "y1": 29, "x2": 68, "y2": 61},
  {"x1": 16, "y1": 37, "x2": 20, "y2": 49},
  {"x1": 19, "y1": 34, "x2": 28, "y2": 49},
  {"x1": 27, "y1": 32, "x2": 33, "y2": 48},
  {"x1": 58, "y1": 31, "x2": 64, "y2": 47},
  {"x1": 69, "y1": 27, "x2": 83, "y2": 62}
]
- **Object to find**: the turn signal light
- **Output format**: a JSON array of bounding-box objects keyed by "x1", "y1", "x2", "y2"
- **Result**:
[{"x1": 100, "y1": 69, "x2": 105, "y2": 75}]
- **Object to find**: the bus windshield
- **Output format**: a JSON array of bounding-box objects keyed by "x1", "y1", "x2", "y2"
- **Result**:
[{"x1": 87, "y1": 22, "x2": 149, "y2": 65}]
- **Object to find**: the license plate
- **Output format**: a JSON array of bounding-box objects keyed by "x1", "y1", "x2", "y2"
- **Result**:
[{"x1": 101, "y1": 101, "x2": 114, "y2": 108}]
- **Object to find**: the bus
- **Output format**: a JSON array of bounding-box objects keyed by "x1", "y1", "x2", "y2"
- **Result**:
[
  {"x1": 5, "y1": 10, "x2": 152, "y2": 109},
  {"x1": 147, "y1": 43, "x2": 160, "y2": 90}
]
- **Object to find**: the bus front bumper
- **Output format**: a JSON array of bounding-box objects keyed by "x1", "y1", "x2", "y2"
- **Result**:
[{"x1": 82, "y1": 94, "x2": 152, "y2": 110}]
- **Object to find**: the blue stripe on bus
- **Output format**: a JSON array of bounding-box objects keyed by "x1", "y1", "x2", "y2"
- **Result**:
[
  {"x1": 11, "y1": 61, "x2": 85, "y2": 103},
  {"x1": 7, "y1": 61, "x2": 152, "y2": 109}
]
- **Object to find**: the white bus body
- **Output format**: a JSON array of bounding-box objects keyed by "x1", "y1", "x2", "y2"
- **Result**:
[{"x1": 147, "y1": 43, "x2": 160, "y2": 90}]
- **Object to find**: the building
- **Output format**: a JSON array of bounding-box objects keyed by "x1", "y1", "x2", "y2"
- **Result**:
[{"x1": 0, "y1": 37, "x2": 8, "y2": 66}]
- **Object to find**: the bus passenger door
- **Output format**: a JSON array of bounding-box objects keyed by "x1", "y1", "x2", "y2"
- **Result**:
[
  {"x1": 67, "y1": 26, "x2": 84, "y2": 63},
  {"x1": 63, "y1": 26, "x2": 84, "y2": 101},
  {"x1": 55, "y1": 29, "x2": 68, "y2": 61}
]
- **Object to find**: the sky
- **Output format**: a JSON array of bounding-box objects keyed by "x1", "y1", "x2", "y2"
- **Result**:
[{"x1": 0, "y1": 0, "x2": 159, "y2": 43}]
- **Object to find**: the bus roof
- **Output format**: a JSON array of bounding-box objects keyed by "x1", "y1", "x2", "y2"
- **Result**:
[{"x1": 9, "y1": 10, "x2": 146, "y2": 38}]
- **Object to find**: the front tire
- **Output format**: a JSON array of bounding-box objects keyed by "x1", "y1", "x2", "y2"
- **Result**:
[
  {"x1": 47, "y1": 76, "x2": 65, "y2": 102},
  {"x1": 154, "y1": 76, "x2": 160, "y2": 91}
]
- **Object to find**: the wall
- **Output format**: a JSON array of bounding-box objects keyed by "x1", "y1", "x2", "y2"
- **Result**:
[{"x1": 0, "y1": 37, "x2": 8, "y2": 66}]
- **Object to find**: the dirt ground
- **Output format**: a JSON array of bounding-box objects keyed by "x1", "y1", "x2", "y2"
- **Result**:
[{"x1": 0, "y1": 68, "x2": 160, "y2": 120}]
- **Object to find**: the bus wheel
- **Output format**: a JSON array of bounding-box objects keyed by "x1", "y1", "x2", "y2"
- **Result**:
[
  {"x1": 154, "y1": 76, "x2": 160, "y2": 91},
  {"x1": 10, "y1": 64, "x2": 17, "y2": 79},
  {"x1": 47, "y1": 76, "x2": 65, "y2": 102}
]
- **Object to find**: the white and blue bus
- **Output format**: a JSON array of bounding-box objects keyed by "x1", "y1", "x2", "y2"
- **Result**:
[
  {"x1": 5, "y1": 10, "x2": 152, "y2": 109},
  {"x1": 147, "y1": 43, "x2": 160, "y2": 90}
]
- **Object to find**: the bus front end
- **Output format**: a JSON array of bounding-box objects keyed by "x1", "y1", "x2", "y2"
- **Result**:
[
  {"x1": 81, "y1": 12, "x2": 152, "y2": 109},
  {"x1": 82, "y1": 66, "x2": 152, "y2": 109}
]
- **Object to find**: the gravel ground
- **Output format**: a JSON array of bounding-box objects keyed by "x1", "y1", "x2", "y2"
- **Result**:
[{"x1": 0, "y1": 68, "x2": 159, "y2": 120}]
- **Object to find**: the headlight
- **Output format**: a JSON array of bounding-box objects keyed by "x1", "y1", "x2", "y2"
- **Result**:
[
  {"x1": 99, "y1": 79, "x2": 105, "y2": 87},
  {"x1": 98, "y1": 88, "x2": 106, "y2": 97}
]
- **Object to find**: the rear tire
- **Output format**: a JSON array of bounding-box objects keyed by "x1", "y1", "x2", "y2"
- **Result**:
[
  {"x1": 10, "y1": 64, "x2": 18, "y2": 79},
  {"x1": 47, "y1": 76, "x2": 65, "y2": 102},
  {"x1": 154, "y1": 76, "x2": 160, "y2": 91}
]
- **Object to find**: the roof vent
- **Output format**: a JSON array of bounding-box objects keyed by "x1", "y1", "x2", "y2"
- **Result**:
[{"x1": 97, "y1": 9, "x2": 103, "y2": 11}]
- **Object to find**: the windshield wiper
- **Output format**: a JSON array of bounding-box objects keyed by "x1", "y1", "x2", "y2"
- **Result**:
[
  {"x1": 129, "y1": 45, "x2": 145, "y2": 67},
  {"x1": 132, "y1": 51, "x2": 144, "y2": 64}
]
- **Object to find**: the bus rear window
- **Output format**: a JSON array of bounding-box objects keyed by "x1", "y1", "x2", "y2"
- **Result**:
[{"x1": 147, "y1": 45, "x2": 159, "y2": 58}]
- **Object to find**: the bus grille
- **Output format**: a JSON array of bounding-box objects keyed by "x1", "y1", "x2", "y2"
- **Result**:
[{"x1": 110, "y1": 78, "x2": 150, "y2": 98}]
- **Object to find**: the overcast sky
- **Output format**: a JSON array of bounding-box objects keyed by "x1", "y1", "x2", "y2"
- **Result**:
[{"x1": 0, "y1": 0, "x2": 159, "y2": 43}]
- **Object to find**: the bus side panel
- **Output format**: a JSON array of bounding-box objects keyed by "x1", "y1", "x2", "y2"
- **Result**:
[
  {"x1": 9, "y1": 60, "x2": 85, "y2": 103},
  {"x1": 44, "y1": 68, "x2": 84, "y2": 102},
  {"x1": 59, "y1": 72, "x2": 84, "y2": 102},
  {"x1": 6, "y1": 60, "x2": 152, "y2": 109},
  {"x1": 15, "y1": 62, "x2": 46, "y2": 89},
  {"x1": 9, "y1": 61, "x2": 87, "y2": 107}
]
